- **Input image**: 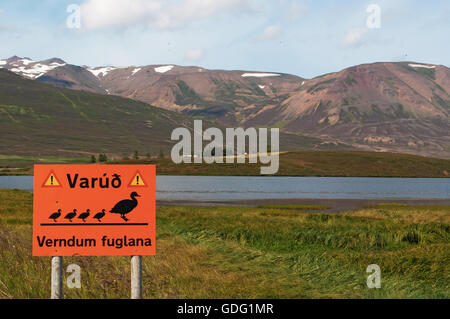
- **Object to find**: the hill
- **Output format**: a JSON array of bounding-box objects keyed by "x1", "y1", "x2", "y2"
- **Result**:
[
  {"x1": 0, "y1": 69, "x2": 329, "y2": 158},
  {"x1": 1, "y1": 57, "x2": 449, "y2": 158},
  {"x1": 245, "y1": 62, "x2": 450, "y2": 158},
  {"x1": 0, "y1": 69, "x2": 194, "y2": 157}
]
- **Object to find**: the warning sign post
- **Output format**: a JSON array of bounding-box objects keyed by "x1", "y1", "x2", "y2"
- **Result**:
[
  {"x1": 33, "y1": 164, "x2": 155, "y2": 299},
  {"x1": 33, "y1": 165, "x2": 156, "y2": 257}
]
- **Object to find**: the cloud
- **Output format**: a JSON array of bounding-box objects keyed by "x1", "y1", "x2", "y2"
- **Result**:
[
  {"x1": 184, "y1": 49, "x2": 205, "y2": 62},
  {"x1": 342, "y1": 27, "x2": 368, "y2": 48},
  {"x1": 258, "y1": 25, "x2": 282, "y2": 41},
  {"x1": 0, "y1": 23, "x2": 19, "y2": 35},
  {"x1": 288, "y1": 1, "x2": 305, "y2": 20},
  {"x1": 80, "y1": 0, "x2": 252, "y2": 31}
]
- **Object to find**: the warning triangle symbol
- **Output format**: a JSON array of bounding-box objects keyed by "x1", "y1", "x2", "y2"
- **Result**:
[
  {"x1": 128, "y1": 171, "x2": 147, "y2": 187},
  {"x1": 42, "y1": 171, "x2": 62, "y2": 188}
]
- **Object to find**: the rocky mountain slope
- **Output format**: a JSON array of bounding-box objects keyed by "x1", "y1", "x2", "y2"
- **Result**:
[
  {"x1": 0, "y1": 69, "x2": 324, "y2": 157},
  {"x1": 245, "y1": 62, "x2": 450, "y2": 158},
  {"x1": 1, "y1": 56, "x2": 449, "y2": 157}
]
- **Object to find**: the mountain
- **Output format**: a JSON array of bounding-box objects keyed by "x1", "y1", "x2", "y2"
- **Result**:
[
  {"x1": 0, "y1": 69, "x2": 195, "y2": 157},
  {"x1": 0, "y1": 57, "x2": 303, "y2": 125},
  {"x1": 0, "y1": 56, "x2": 68, "y2": 79},
  {"x1": 0, "y1": 69, "x2": 325, "y2": 157},
  {"x1": 244, "y1": 62, "x2": 450, "y2": 158},
  {"x1": 1, "y1": 56, "x2": 449, "y2": 158}
]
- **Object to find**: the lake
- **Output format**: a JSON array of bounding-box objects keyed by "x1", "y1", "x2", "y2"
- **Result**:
[{"x1": 0, "y1": 176, "x2": 448, "y2": 201}]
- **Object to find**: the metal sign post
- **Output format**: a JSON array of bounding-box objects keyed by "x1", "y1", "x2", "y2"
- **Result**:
[
  {"x1": 131, "y1": 255, "x2": 142, "y2": 299},
  {"x1": 33, "y1": 165, "x2": 155, "y2": 299},
  {"x1": 51, "y1": 256, "x2": 63, "y2": 299}
]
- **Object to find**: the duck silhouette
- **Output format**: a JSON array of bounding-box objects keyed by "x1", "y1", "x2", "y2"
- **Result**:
[
  {"x1": 78, "y1": 209, "x2": 90, "y2": 222},
  {"x1": 49, "y1": 209, "x2": 62, "y2": 222},
  {"x1": 64, "y1": 209, "x2": 77, "y2": 222},
  {"x1": 93, "y1": 209, "x2": 106, "y2": 222},
  {"x1": 110, "y1": 192, "x2": 141, "y2": 222}
]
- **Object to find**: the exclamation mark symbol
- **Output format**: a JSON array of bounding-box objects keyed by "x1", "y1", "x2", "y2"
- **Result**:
[
  {"x1": 136, "y1": 175, "x2": 140, "y2": 185},
  {"x1": 51, "y1": 175, "x2": 54, "y2": 185}
]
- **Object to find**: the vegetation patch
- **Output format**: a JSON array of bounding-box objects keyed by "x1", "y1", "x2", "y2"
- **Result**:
[
  {"x1": 258, "y1": 204, "x2": 330, "y2": 210},
  {"x1": 0, "y1": 189, "x2": 448, "y2": 298}
]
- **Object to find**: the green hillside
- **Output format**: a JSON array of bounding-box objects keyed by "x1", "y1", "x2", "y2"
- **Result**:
[
  {"x1": 0, "y1": 70, "x2": 192, "y2": 157},
  {"x1": 0, "y1": 70, "x2": 329, "y2": 158}
]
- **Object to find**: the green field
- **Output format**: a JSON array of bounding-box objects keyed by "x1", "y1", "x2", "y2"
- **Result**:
[
  {"x1": 0, "y1": 155, "x2": 91, "y2": 175},
  {"x1": 0, "y1": 189, "x2": 448, "y2": 298},
  {"x1": 1, "y1": 150, "x2": 449, "y2": 177}
]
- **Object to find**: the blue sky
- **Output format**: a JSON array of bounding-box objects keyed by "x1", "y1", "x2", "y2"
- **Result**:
[{"x1": 0, "y1": 0, "x2": 448, "y2": 78}]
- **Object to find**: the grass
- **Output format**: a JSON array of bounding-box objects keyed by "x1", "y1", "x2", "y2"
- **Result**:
[
  {"x1": 108, "y1": 150, "x2": 450, "y2": 177},
  {"x1": 258, "y1": 204, "x2": 330, "y2": 210},
  {"x1": 2, "y1": 150, "x2": 449, "y2": 177},
  {"x1": 0, "y1": 189, "x2": 448, "y2": 299},
  {"x1": 0, "y1": 155, "x2": 91, "y2": 176}
]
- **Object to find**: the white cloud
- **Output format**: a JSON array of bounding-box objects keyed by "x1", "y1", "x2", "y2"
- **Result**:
[
  {"x1": 184, "y1": 49, "x2": 205, "y2": 62},
  {"x1": 288, "y1": 1, "x2": 305, "y2": 20},
  {"x1": 343, "y1": 27, "x2": 368, "y2": 48},
  {"x1": 80, "y1": 0, "x2": 252, "y2": 30},
  {"x1": 258, "y1": 25, "x2": 282, "y2": 41}
]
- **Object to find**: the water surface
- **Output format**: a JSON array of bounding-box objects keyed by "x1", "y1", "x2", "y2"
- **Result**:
[{"x1": 0, "y1": 176, "x2": 448, "y2": 201}]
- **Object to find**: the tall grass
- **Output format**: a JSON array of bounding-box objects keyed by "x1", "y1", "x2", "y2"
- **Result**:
[{"x1": 0, "y1": 190, "x2": 448, "y2": 298}]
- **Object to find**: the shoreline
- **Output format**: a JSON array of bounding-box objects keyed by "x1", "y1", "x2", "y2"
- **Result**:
[
  {"x1": 1, "y1": 173, "x2": 450, "y2": 178},
  {"x1": 157, "y1": 198, "x2": 450, "y2": 212}
]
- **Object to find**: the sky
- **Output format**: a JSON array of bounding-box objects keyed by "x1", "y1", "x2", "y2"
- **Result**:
[{"x1": 0, "y1": 0, "x2": 448, "y2": 78}]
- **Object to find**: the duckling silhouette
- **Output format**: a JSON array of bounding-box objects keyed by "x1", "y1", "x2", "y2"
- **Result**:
[
  {"x1": 49, "y1": 209, "x2": 62, "y2": 222},
  {"x1": 64, "y1": 209, "x2": 77, "y2": 222},
  {"x1": 78, "y1": 209, "x2": 90, "y2": 222},
  {"x1": 93, "y1": 209, "x2": 106, "y2": 222},
  {"x1": 110, "y1": 192, "x2": 141, "y2": 222}
]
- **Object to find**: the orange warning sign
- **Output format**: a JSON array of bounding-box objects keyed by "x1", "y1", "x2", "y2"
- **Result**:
[{"x1": 33, "y1": 165, "x2": 156, "y2": 256}]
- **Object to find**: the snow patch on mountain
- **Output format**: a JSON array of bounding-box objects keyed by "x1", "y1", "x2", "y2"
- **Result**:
[
  {"x1": 408, "y1": 63, "x2": 436, "y2": 69},
  {"x1": 10, "y1": 62, "x2": 67, "y2": 79},
  {"x1": 131, "y1": 68, "x2": 142, "y2": 76},
  {"x1": 87, "y1": 67, "x2": 119, "y2": 77},
  {"x1": 155, "y1": 65, "x2": 174, "y2": 73},
  {"x1": 0, "y1": 60, "x2": 6, "y2": 66},
  {"x1": 242, "y1": 73, "x2": 280, "y2": 77},
  {"x1": 20, "y1": 58, "x2": 34, "y2": 66},
  {"x1": 50, "y1": 62, "x2": 66, "y2": 67}
]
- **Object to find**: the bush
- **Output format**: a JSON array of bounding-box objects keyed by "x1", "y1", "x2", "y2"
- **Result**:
[{"x1": 98, "y1": 154, "x2": 108, "y2": 162}]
